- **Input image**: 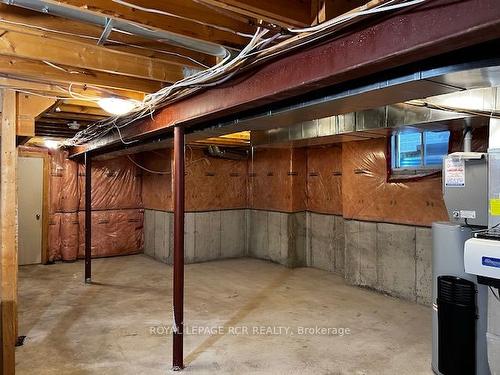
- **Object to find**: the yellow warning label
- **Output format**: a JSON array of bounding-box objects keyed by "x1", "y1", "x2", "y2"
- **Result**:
[{"x1": 490, "y1": 199, "x2": 500, "y2": 216}]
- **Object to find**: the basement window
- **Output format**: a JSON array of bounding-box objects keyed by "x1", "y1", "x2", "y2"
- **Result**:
[{"x1": 390, "y1": 130, "x2": 450, "y2": 175}]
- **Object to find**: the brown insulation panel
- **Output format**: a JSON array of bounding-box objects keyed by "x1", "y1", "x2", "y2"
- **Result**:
[
  {"x1": 78, "y1": 157, "x2": 142, "y2": 211},
  {"x1": 306, "y1": 146, "x2": 343, "y2": 215},
  {"x1": 140, "y1": 150, "x2": 173, "y2": 211},
  {"x1": 141, "y1": 148, "x2": 248, "y2": 212},
  {"x1": 185, "y1": 148, "x2": 248, "y2": 211},
  {"x1": 249, "y1": 148, "x2": 306, "y2": 212},
  {"x1": 342, "y1": 138, "x2": 448, "y2": 226},
  {"x1": 48, "y1": 213, "x2": 61, "y2": 262},
  {"x1": 48, "y1": 150, "x2": 144, "y2": 261},
  {"x1": 78, "y1": 209, "x2": 144, "y2": 258}
]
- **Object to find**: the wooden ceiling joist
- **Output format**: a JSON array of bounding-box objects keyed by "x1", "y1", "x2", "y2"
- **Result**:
[
  {"x1": 0, "y1": 76, "x2": 145, "y2": 100},
  {"x1": 0, "y1": 55, "x2": 162, "y2": 93},
  {"x1": 194, "y1": 0, "x2": 312, "y2": 28},
  {"x1": 42, "y1": 0, "x2": 254, "y2": 48},
  {"x1": 0, "y1": 5, "x2": 216, "y2": 68},
  {"x1": 0, "y1": 24, "x2": 185, "y2": 82}
]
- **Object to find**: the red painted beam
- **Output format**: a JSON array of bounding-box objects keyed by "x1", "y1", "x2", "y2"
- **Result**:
[{"x1": 71, "y1": 0, "x2": 500, "y2": 156}]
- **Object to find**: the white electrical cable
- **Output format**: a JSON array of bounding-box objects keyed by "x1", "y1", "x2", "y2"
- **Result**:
[
  {"x1": 66, "y1": 0, "x2": 427, "y2": 146},
  {"x1": 112, "y1": 0, "x2": 255, "y2": 38},
  {"x1": 288, "y1": 0, "x2": 425, "y2": 33},
  {"x1": 0, "y1": 18, "x2": 210, "y2": 69}
]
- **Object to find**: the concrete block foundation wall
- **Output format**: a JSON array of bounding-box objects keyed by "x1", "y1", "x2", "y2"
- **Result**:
[
  {"x1": 144, "y1": 209, "x2": 247, "y2": 264},
  {"x1": 143, "y1": 208, "x2": 433, "y2": 305},
  {"x1": 247, "y1": 211, "x2": 432, "y2": 305}
]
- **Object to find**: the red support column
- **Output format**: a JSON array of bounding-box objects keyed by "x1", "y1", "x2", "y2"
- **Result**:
[
  {"x1": 84, "y1": 152, "x2": 92, "y2": 283},
  {"x1": 172, "y1": 126, "x2": 185, "y2": 371}
]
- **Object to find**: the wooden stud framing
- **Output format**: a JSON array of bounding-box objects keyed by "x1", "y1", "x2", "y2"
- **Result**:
[{"x1": 1, "y1": 88, "x2": 18, "y2": 375}]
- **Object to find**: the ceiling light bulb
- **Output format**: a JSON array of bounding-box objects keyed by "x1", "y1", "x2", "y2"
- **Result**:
[
  {"x1": 45, "y1": 140, "x2": 60, "y2": 149},
  {"x1": 97, "y1": 97, "x2": 138, "y2": 116}
]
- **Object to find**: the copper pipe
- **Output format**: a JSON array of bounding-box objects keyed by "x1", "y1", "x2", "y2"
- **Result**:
[{"x1": 172, "y1": 126, "x2": 185, "y2": 371}]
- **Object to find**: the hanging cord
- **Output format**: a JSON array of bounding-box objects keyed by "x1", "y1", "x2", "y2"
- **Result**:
[
  {"x1": 127, "y1": 151, "x2": 210, "y2": 175},
  {"x1": 490, "y1": 286, "x2": 500, "y2": 302},
  {"x1": 66, "y1": 0, "x2": 427, "y2": 147}
]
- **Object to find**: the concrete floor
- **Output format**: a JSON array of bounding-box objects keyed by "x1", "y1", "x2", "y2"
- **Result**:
[{"x1": 17, "y1": 255, "x2": 433, "y2": 374}]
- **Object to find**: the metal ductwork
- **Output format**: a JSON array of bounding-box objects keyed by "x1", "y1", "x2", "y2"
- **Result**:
[
  {"x1": 184, "y1": 59, "x2": 500, "y2": 146},
  {"x1": 205, "y1": 145, "x2": 248, "y2": 160},
  {"x1": 2, "y1": 0, "x2": 229, "y2": 57},
  {"x1": 250, "y1": 101, "x2": 492, "y2": 148},
  {"x1": 90, "y1": 58, "x2": 500, "y2": 159}
]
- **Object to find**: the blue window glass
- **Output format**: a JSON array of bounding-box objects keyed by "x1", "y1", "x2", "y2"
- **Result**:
[
  {"x1": 392, "y1": 130, "x2": 450, "y2": 170},
  {"x1": 424, "y1": 131, "x2": 450, "y2": 166},
  {"x1": 398, "y1": 132, "x2": 422, "y2": 168}
]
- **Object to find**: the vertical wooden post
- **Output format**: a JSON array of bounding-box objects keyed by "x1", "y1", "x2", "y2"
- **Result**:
[
  {"x1": 84, "y1": 152, "x2": 92, "y2": 283},
  {"x1": 172, "y1": 126, "x2": 185, "y2": 371},
  {"x1": 1, "y1": 89, "x2": 18, "y2": 375}
]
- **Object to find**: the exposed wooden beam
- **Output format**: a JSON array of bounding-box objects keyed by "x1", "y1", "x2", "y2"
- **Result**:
[
  {"x1": 17, "y1": 93, "x2": 56, "y2": 136},
  {"x1": 42, "y1": 112, "x2": 107, "y2": 121},
  {"x1": 0, "y1": 4, "x2": 216, "y2": 68},
  {"x1": 0, "y1": 76, "x2": 145, "y2": 101},
  {"x1": 194, "y1": 0, "x2": 312, "y2": 28},
  {"x1": 43, "y1": 0, "x2": 253, "y2": 48},
  {"x1": 54, "y1": 104, "x2": 108, "y2": 117},
  {"x1": 0, "y1": 23, "x2": 185, "y2": 82},
  {"x1": 68, "y1": 0, "x2": 500, "y2": 157},
  {"x1": 1, "y1": 88, "x2": 18, "y2": 375},
  {"x1": 0, "y1": 55, "x2": 162, "y2": 93},
  {"x1": 311, "y1": 0, "x2": 370, "y2": 23}
]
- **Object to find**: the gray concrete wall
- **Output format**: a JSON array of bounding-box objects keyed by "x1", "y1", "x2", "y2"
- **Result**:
[
  {"x1": 342, "y1": 219, "x2": 432, "y2": 305},
  {"x1": 247, "y1": 210, "x2": 306, "y2": 267},
  {"x1": 144, "y1": 209, "x2": 247, "y2": 264},
  {"x1": 246, "y1": 211, "x2": 432, "y2": 305},
  {"x1": 144, "y1": 208, "x2": 432, "y2": 305}
]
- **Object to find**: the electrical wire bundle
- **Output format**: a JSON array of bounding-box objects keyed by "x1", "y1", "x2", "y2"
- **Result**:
[{"x1": 65, "y1": 0, "x2": 426, "y2": 147}]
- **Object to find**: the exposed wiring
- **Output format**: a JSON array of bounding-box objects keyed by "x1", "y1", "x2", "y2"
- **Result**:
[
  {"x1": 287, "y1": 0, "x2": 425, "y2": 33},
  {"x1": 0, "y1": 18, "x2": 210, "y2": 69},
  {"x1": 472, "y1": 222, "x2": 500, "y2": 234},
  {"x1": 127, "y1": 154, "x2": 171, "y2": 174},
  {"x1": 66, "y1": 0, "x2": 427, "y2": 147},
  {"x1": 490, "y1": 286, "x2": 500, "y2": 303},
  {"x1": 127, "y1": 153, "x2": 210, "y2": 175},
  {"x1": 43, "y1": 61, "x2": 81, "y2": 74},
  {"x1": 112, "y1": 0, "x2": 255, "y2": 38}
]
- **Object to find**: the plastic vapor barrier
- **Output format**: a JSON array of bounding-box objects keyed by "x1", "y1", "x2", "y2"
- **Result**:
[{"x1": 48, "y1": 150, "x2": 144, "y2": 261}]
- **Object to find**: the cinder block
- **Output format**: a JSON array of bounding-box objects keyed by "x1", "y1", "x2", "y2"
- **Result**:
[
  {"x1": 194, "y1": 211, "x2": 221, "y2": 262},
  {"x1": 309, "y1": 213, "x2": 334, "y2": 272},
  {"x1": 377, "y1": 223, "x2": 416, "y2": 301},
  {"x1": 268, "y1": 211, "x2": 283, "y2": 263},
  {"x1": 220, "y1": 210, "x2": 246, "y2": 258},
  {"x1": 358, "y1": 221, "x2": 378, "y2": 288},
  {"x1": 416, "y1": 227, "x2": 432, "y2": 305},
  {"x1": 248, "y1": 210, "x2": 269, "y2": 259},
  {"x1": 154, "y1": 210, "x2": 169, "y2": 263},
  {"x1": 344, "y1": 220, "x2": 360, "y2": 285},
  {"x1": 333, "y1": 216, "x2": 345, "y2": 275},
  {"x1": 143, "y1": 209, "x2": 155, "y2": 257}
]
